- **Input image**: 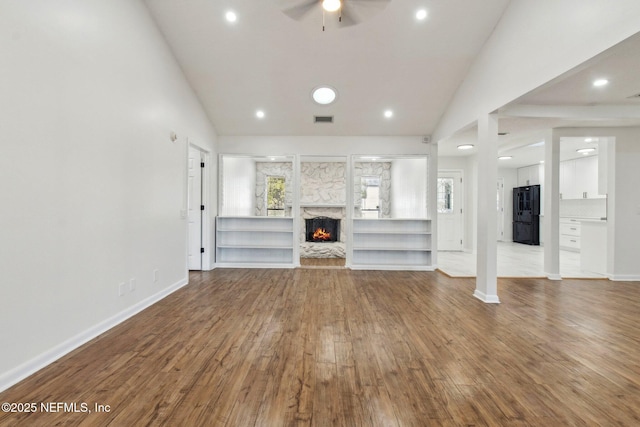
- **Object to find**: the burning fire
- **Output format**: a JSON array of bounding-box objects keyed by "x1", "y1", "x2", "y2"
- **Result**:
[{"x1": 313, "y1": 227, "x2": 332, "y2": 241}]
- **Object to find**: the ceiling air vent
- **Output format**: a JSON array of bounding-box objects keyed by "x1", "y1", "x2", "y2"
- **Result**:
[{"x1": 314, "y1": 115, "x2": 334, "y2": 123}]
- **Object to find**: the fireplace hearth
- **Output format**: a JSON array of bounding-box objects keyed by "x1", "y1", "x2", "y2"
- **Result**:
[{"x1": 305, "y1": 217, "x2": 340, "y2": 243}]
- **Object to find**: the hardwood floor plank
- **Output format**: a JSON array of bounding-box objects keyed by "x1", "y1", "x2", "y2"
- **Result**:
[{"x1": 1, "y1": 269, "x2": 640, "y2": 426}]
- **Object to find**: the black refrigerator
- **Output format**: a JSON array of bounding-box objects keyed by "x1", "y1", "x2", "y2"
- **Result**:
[{"x1": 513, "y1": 185, "x2": 540, "y2": 245}]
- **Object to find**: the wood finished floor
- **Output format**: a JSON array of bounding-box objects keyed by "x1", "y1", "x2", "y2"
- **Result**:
[{"x1": 1, "y1": 270, "x2": 640, "y2": 426}]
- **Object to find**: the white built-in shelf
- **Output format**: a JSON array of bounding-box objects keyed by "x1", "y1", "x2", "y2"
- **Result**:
[
  {"x1": 300, "y1": 203, "x2": 346, "y2": 208},
  {"x1": 351, "y1": 218, "x2": 433, "y2": 270},
  {"x1": 216, "y1": 216, "x2": 295, "y2": 268}
]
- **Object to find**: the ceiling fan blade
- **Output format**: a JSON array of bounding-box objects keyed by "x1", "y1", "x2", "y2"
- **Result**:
[
  {"x1": 339, "y1": 0, "x2": 390, "y2": 26},
  {"x1": 339, "y1": 4, "x2": 362, "y2": 27},
  {"x1": 278, "y1": 0, "x2": 319, "y2": 21}
]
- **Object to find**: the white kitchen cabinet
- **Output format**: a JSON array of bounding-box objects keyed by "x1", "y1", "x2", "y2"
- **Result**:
[
  {"x1": 560, "y1": 160, "x2": 576, "y2": 199},
  {"x1": 560, "y1": 156, "x2": 602, "y2": 199},
  {"x1": 517, "y1": 164, "x2": 542, "y2": 186},
  {"x1": 560, "y1": 218, "x2": 581, "y2": 252},
  {"x1": 575, "y1": 156, "x2": 599, "y2": 199}
]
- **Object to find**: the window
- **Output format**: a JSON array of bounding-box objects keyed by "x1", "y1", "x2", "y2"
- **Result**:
[
  {"x1": 437, "y1": 178, "x2": 454, "y2": 213},
  {"x1": 266, "y1": 176, "x2": 285, "y2": 217},
  {"x1": 360, "y1": 175, "x2": 380, "y2": 218}
]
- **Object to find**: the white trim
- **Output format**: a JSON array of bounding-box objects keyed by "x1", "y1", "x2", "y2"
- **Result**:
[
  {"x1": 546, "y1": 273, "x2": 562, "y2": 281},
  {"x1": 0, "y1": 278, "x2": 188, "y2": 393},
  {"x1": 473, "y1": 289, "x2": 500, "y2": 304},
  {"x1": 608, "y1": 275, "x2": 640, "y2": 281},
  {"x1": 349, "y1": 265, "x2": 436, "y2": 271},
  {"x1": 188, "y1": 142, "x2": 212, "y2": 271},
  {"x1": 215, "y1": 263, "x2": 296, "y2": 269}
]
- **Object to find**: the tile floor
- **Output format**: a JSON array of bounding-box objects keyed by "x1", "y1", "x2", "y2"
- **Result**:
[{"x1": 437, "y1": 241, "x2": 606, "y2": 278}]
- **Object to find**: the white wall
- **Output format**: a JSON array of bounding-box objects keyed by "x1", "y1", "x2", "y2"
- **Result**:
[
  {"x1": 0, "y1": 0, "x2": 218, "y2": 391},
  {"x1": 220, "y1": 157, "x2": 256, "y2": 215},
  {"x1": 434, "y1": 0, "x2": 640, "y2": 140},
  {"x1": 390, "y1": 158, "x2": 428, "y2": 218},
  {"x1": 498, "y1": 168, "x2": 518, "y2": 242},
  {"x1": 218, "y1": 136, "x2": 429, "y2": 156}
]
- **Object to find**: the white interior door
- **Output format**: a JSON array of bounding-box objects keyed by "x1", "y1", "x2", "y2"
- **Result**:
[
  {"x1": 188, "y1": 146, "x2": 203, "y2": 270},
  {"x1": 437, "y1": 171, "x2": 463, "y2": 251}
]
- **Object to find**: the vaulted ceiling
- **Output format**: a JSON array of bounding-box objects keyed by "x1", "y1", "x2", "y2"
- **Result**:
[
  {"x1": 144, "y1": 0, "x2": 640, "y2": 165},
  {"x1": 144, "y1": 0, "x2": 510, "y2": 136}
]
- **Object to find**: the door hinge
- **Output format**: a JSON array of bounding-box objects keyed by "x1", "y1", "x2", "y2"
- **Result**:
[
  {"x1": 201, "y1": 248, "x2": 205, "y2": 253},
  {"x1": 201, "y1": 162, "x2": 205, "y2": 168},
  {"x1": 460, "y1": 239, "x2": 463, "y2": 244},
  {"x1": 201, "y1": 205, "x2": 205, "y2": 211},
  {"x1": 460, "y1": 208, "x2": 463, "y2": 214}
]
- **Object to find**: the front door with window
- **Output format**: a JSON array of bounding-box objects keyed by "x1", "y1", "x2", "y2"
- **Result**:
[{"x1": 437, "y1": 171, "x2": 463, "y2": 251}]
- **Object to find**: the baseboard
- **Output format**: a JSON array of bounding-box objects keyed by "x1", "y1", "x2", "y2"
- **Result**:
[
  {"x1": 608, "y1": 274, "x2": 640, "y2": 281},
  {"x1": 0, "y1": 277, "x2": 189, "y2": 393},
  {"x1": 473, "y1": 289, "x2": 500, "y2": 304},
  {"x1": 546, "y1": 273, "x2": 562, "y2": 281}
]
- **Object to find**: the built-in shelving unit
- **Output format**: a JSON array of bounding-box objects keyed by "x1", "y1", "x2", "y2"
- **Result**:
[
  {"x1": 216, "y1": 216, "x2": 295, "y2": 268},
  {"x1": 351, "y1": 218, "x2": 433, "y2": 270}
]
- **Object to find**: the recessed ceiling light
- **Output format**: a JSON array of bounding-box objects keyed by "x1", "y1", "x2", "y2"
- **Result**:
[
  {"x1": 457, "y1": 144, "x2": 474, "y2": 150},
  {"x1": 498, "y1": 156, "x2": 512, "y2": 160},
  {"x1": 593, "y1": 79, "x2": 609, "y2": 87},
  {"x1": 322, "y1": 0, "x2": 341, "y2": 12},
  {"x1": 416, "y1": 9, "x2": 428, "y2": 20},
  {"x1": 577, "y1": 148, "x2": 596, "y2": 154},
  {"x1": 384, "y1": 110, "x2": 393, "y2": 118},
  {"x1": 256, "y1": 110, "x2": 265, "y2": 118},
  {"x1": 225, "y1": 11, "x2": 237, "y2": 22},
  {"x1": 312, "y1": 86, "x2": 337, "y2": 105}
]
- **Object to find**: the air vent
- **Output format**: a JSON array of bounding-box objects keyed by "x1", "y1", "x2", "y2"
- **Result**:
[
  {"x1": 498, "y1": 132, "x2": 509, "y2": 136},
  {"x1": 627, "y1": 92, "x2": 640, "y2": 99},
  {"x1": 314, "y1": 115, "x2": 334, "y2": 123}
]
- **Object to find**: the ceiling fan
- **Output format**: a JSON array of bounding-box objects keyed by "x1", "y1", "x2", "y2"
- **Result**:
[{"x1": 277, "y1": 0, "x2": 391, "y2": 31}]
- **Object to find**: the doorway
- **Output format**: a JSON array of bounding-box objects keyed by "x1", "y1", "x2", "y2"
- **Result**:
[
  {"x1": 188, "y1": 145, "x2": 209, "y2": 270},
  {"x1": 437, "y1": 170, "x2": 463, "y2": 251}
]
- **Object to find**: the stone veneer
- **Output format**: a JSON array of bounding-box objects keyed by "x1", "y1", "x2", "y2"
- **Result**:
[
  {"x1": 255, "y1": 162, "x2": 293, "y2": 216},
  {"x1": 300, "y1": 162, "x2": 346, "y2": 258},
  {"x1": 353, "y1": 162, "x2": 391, "y2": 218}
]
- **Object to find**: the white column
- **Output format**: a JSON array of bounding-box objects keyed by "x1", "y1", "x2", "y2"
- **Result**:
[
  {"x1": 474, "y1": 113, "x2": 499, "y2": 303},
  {"x1": 543, "y1": 130, "x2": 561, "y2": 280},
  {"x1": 429, "y1": 141, "x2": 438, "y2": 267}
]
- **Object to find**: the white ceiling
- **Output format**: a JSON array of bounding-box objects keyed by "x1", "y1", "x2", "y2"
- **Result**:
[
  {"x1": 144, "y1": 0, "x2": 640, "y2": 167},
  {"x1": 439, "y1": 31, "x2": 640, "y2": 168},
  {"x1": 143, "y1": 0, "x2": 510, "y2": 136}
]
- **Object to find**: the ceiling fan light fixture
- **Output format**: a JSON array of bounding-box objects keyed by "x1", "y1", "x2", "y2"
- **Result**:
[
  {"x1": 312, "y1": 86, "x2": 337, "y2": 105},
  {"x1": 322, "y1": 0, "x2": 341, "y2": 12},
  {"x1": 577, "y1": 147, "x2": 596, "y2": 154}
]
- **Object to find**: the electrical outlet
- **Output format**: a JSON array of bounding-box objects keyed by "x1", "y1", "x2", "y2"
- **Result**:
[
  {"x1": 129, "y1": 278, "x2": 136, "y2": 292},
  {"x1": 153, "y1": 269, "x2": 159, "y2": 283},
  {"x1": 118, "y1": 282, "x2": 127, "y2": 297}
]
